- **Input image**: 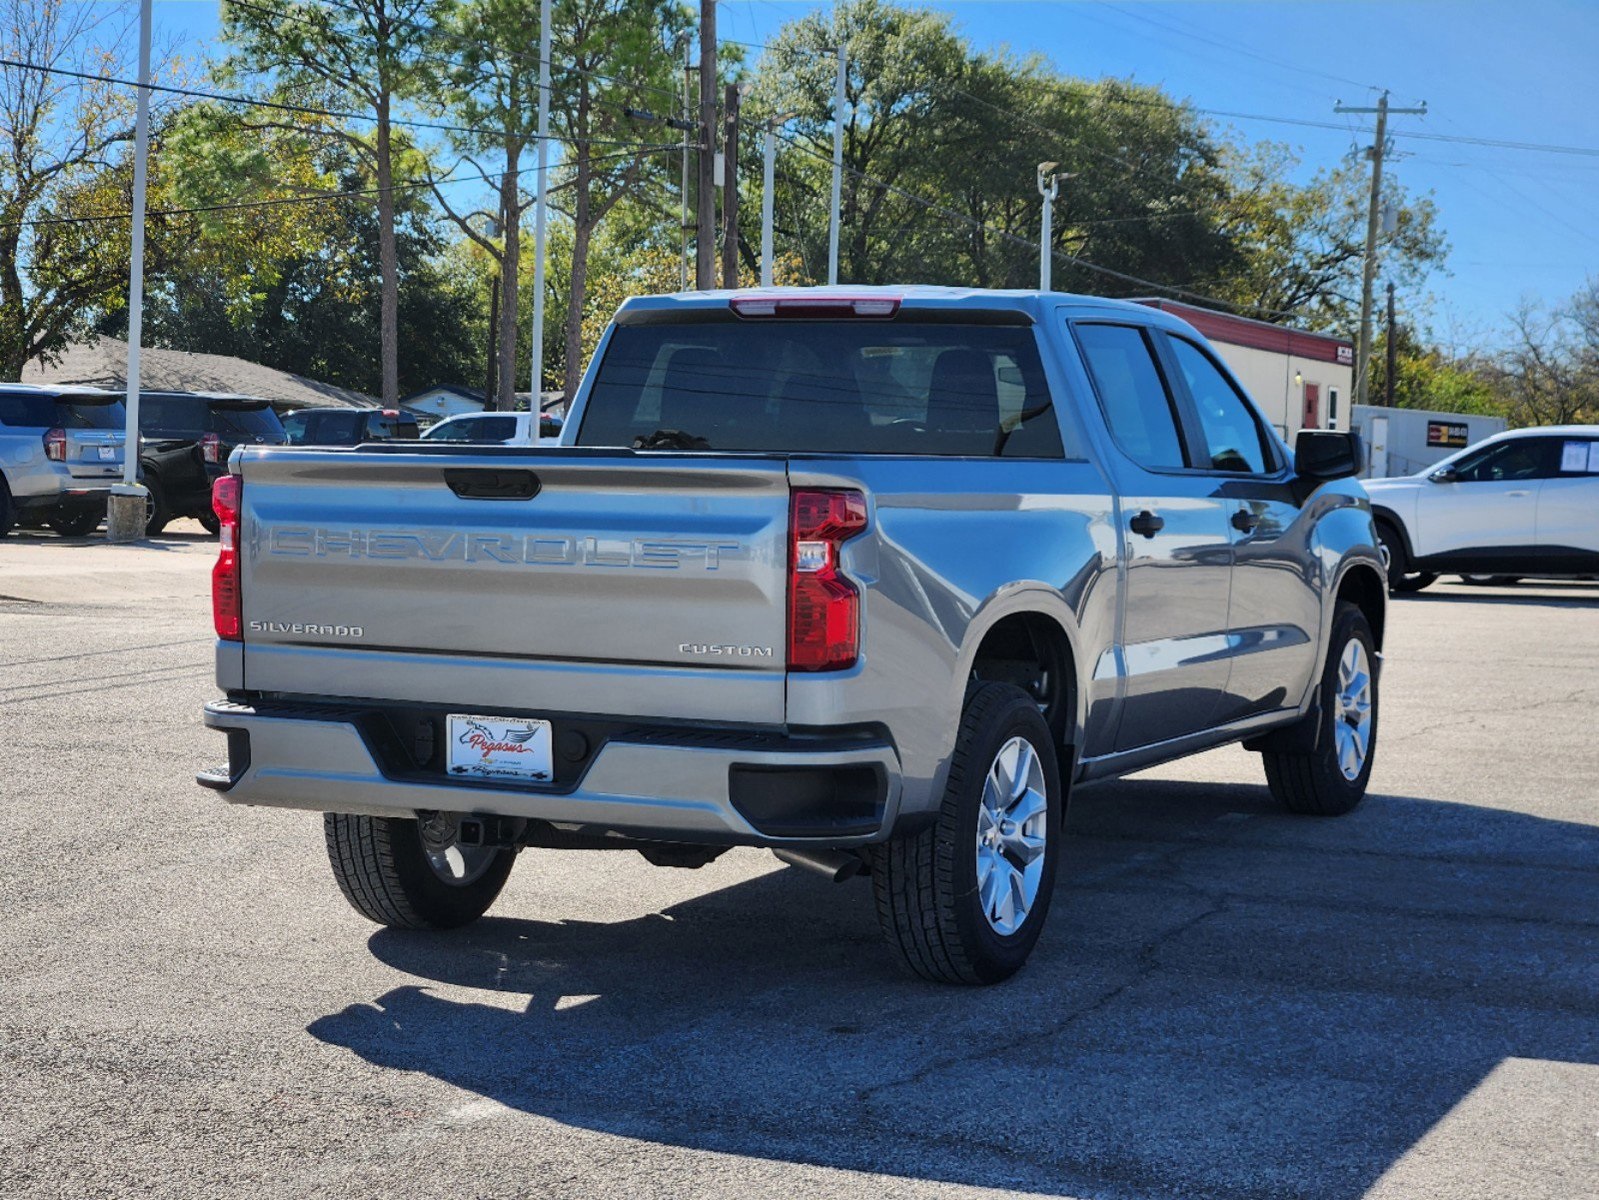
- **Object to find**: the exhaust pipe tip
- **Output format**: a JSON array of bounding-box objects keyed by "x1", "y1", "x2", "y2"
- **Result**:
[{"x1": 772, "y1": 846, "x2": 865, "y2": 883}]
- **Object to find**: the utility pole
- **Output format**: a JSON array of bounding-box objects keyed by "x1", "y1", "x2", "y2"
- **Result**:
[
  {"x1": 827, "y1": 44, "x2": 846, "y2": 285},
  {"x1": 1037, "y1": 162, "x2": 1059, "y2": 292},
  {"x1": 696, "y1": 0, "x2": 717, "y2": 289},
  {"x1": 1385, "y1": 281, "x2": 1397, "y2": 408},
  {"x1": 1333, "y1": 91, "x2": 1426, "y2": 407},
  {"x1": 107, "y1": 0, "x2": 153, "y2": 541},
  {"x1": 722, "y1": 84, "x2": 740, "y2": 289},
  {"x1": 680, "y1": 38, "x2": 693, "y2": 291},
  {"x1": 529, "y1": 0, "x2": 551, "y2": 443}
]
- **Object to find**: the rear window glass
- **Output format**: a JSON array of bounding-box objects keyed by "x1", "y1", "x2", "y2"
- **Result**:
[
  {"x1": 576, "y1": 320, "x2": 1066, "y2": 457},
  {"x1": 208, "y1": 404, "x2": 286, "y2": 442},
  {"x1": 138, "y1": 394, "x2": 206, "y2": 434},
  {"x1": 0, "y1": 393, "x2": 124, "y2": 429}
]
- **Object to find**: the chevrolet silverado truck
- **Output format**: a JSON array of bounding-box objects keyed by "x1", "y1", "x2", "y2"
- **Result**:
[{"x1": 199, "y1": 287, "x2": 1385, "y2": 984}]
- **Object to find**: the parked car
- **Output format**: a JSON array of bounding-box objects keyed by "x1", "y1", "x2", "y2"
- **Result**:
[
  {"x1": 1365, "y1": 425, "x2": 1599, "y2": 592},
  {"x1": 137, "y1": 392, "x2": 288, "y2": 535},
  {"x1": 419, "y1": 411, "x2": 563, "y2": 443},
  {"x1": 281, "y1": 407, "x2": 419, "y2": 446},
  {"x1": 199, "y1": 287, "x2": 1384, "y2": 985},
  {"x1": 0, "y1": 385, "x2": 128, "y2": 538}
]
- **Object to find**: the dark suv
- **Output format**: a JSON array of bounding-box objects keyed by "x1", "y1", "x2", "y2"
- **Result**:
[
  {"x1": 281, "y1": 407, "x2": 419, "y2": 446},
  {"x1": 137, "y1": 392, "x2": 288, "y2": 534}
]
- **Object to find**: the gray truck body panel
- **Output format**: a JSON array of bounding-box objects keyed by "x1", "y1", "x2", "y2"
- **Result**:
[{"x1": 204, "y1": 287, "x2": 1383, "y2": 845}]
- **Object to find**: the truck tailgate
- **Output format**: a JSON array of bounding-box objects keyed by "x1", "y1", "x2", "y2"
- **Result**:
[{"x1": 235, "y1": 448, "x2": 790, "y2": 723}]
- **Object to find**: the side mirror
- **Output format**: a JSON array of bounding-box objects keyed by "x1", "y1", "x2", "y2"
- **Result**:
[
  {"x1": 1294, "y1": 429, "x2": 1363, "y2": 481},
  {"x1": 1429, "y1": 466, "x2": 1458, "y2": 483}
]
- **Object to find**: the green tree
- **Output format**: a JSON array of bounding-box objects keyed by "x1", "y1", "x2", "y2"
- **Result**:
[
  {"x1": 222, "y1": 0, "x2": 434, "y2": 404},
  {"x1": 423, "y1": 0, "x2": 543, "y2": 410},
  {"x1": 1213, "y1": 145, "x2": 1447, "y2": 332},
  {"x1": 547, "y1": 0, "x2": 688, "y2": 397},
  {"x1": 0, "y1": 0, "x2": 141, "y2": 378}
]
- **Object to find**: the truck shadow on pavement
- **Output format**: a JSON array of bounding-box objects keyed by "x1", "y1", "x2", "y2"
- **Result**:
[{"x1": 308, "y1": 780, "x2": 1599, "y2": 1200}]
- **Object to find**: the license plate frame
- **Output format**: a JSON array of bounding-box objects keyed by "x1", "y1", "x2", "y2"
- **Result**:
[{"x1": 446, "y1": 713, "x2": 554, "y2": 783}]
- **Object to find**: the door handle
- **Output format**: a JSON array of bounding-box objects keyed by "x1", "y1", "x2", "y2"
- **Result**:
[
  {"x1": 1505, "y1": 490, "x2": 1530, "y2": 498},
  {"x1": 1129, "y1": 510, "x2": 1165, "y2": 538},
  {"x1": 1231, "y1": 509, "x2": 1261, "y2": 533}
]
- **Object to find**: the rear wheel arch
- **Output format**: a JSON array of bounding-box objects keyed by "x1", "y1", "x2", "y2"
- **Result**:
[{"x1": 961, "y1": 602, "x2": 1081, "y2": 753}]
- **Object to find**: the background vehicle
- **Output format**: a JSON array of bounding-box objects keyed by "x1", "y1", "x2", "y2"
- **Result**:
[
  {"x1": 137, "y1": 392, "x2": 288, "y2": 535},
  {"x1": 1366, "y1": 425, "x2": 1599, "y2": 592},
  {"x1": 0, "y1": 385, "x2": 127, "y2": 538},
  {"x1": 281, "y1": 407, "x2": 419, "y2": 446},
  {"x1": 200, "y1": 288, "x2": 1384, "y2": 985},
  {"x1": 420, "y1": 411, "x2": 563, "y2": 443}
]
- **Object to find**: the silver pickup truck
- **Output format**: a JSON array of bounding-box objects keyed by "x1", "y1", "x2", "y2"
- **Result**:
[{"x1": 200, "y1": 287, "x2": 1385, "y2": 985}]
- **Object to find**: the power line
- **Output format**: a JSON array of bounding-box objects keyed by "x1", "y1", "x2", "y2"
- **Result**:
[
  {"x1": 0, "y1": 142, "x2": 678, "y2": 233},
  {"x1": 0, "y1": 55, "x2": 665, "y2": 148}
]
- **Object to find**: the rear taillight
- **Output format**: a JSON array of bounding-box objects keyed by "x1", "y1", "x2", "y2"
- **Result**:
[
  {"x1": 200, "y1": 432, "x2": 222, "y2": 463},
  {"x1": 43, "y1": 428, "x2": 66, "y2": 461},
  {"x1": 212, "y1": 475, "x2": 242, "y2": 640},
  {"x1": 788, "y1": 489, "x2": 868, "y2": 671}
]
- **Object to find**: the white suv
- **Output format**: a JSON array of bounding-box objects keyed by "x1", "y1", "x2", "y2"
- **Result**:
[{"x1": 1365, "y1": 425, "x2": 1599, "y2": 591}]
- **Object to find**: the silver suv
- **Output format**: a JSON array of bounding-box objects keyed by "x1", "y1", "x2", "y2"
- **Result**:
[{"x1": 0, "y1": 385, "x2": 128, "y2": 538}]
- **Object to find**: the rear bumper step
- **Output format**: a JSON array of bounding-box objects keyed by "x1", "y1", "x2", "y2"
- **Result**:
[{"x1": 200, "y1": 699, "x2": 903, "y2": 846}]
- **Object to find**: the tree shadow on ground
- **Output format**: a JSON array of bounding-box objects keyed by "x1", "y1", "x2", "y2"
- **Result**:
[{"x1": 308, "y1": 779, "x2": 1599, "y2": 1199}]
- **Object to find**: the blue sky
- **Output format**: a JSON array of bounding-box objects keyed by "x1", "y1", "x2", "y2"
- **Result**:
[{"x1": 151, "y1": 0, "x2": 1599, "y2": 348}]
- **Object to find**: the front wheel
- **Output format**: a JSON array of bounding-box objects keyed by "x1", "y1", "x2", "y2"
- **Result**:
[
  {"x1": 871, "y1": 683, "x2": 1062, "y2": 985},
  {"x1": 1375, "y1": 520, "x2": 1436, "y2": 594},
  {"x1": 324, "y1": 812, "x2": 516, "y2": 930},
  {"x1": 1262, "y1": 603, "x2": 1378, "y2": 816}
]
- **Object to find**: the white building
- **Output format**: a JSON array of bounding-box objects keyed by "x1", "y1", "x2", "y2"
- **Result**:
[{"x1": 1136, "y1": 299, "x2": 1355, "y2": 439}]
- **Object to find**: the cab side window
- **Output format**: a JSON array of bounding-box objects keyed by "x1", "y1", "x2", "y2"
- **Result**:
[
  {"x1": 1453, "y1": 439, "x2": 1557, "y2": 483},
  {"x1": 1168, "y1": 336, "x2": 1274, "y2": 474},
  {"x1": 1074, "y1": 323, "x2": 1187, "y2": 470}
]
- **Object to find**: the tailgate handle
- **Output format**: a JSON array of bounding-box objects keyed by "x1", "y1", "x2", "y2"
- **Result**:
[{"x1": 443, "y1": 469, "x2": 541, "y2": 501}]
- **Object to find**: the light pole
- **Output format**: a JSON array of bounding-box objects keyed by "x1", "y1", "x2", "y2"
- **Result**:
[
  {"x1": 1036, "y1": 162, "x2": 1059, "y2": 293},
  {"x1": 827, "y1": 44, "x2": 846, "y2": 285},
  {"x1": 528, "y1": 0, "x2": 551, "y2": 445},
  {"x1": 759, "y1": 112, "x2": 795, "y2": 288},
  {"x1": 106, "y1": 0, "x2": 153, "y2": 541}
]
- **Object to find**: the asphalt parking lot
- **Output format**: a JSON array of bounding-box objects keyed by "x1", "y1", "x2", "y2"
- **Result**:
[{"x1": 1, "y1": 529, "x2": 1595, "y2": 1200}]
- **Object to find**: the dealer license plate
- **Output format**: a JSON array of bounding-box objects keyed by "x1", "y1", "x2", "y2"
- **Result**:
[
  {"x1": 97, "y1": 446, "x2": 116, "y2": 460},
  {"x1": 446, "y1": 713, "x2": 553, "y2": 782}
]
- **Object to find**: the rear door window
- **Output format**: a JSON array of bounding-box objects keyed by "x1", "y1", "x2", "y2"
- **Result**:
[
  {"x1": 1073, "y1": 323, "x2": 1187, "y2": 470},
  {"x1": 576, "y1": 319, "x2": 1066, "y2": 458}
]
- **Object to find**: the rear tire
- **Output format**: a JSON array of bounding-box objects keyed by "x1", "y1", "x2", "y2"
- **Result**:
[
  {"x1": 197, "y1": 510, "x2": 220, "y2": 536},
  {"x1": 323, "y1": 812, "x2": 516, "y2": 930},
  {"x1": 870, "y1": 683, "x2": 1062, "y2": 985},
  {"x1": 48, "y1": 507, "x2": 101, "y2": 538},
  {"x1": 0, "y1": 477, "x2": 13, "y2": 538},
  {"x1": 143, "y1": 474, "x2": 171, "y2": 536},
  {"x1": 1262, "y1": 603, "x2": 1378, "y2": 816},
  {"x1": 1375, "y1": 519, "x2": 1436, "y2": 594}
]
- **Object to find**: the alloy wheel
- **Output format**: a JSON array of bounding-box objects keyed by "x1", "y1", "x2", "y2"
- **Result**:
[{"x1": 975, "y1": 735, "x2": 1049, "y2": 936}]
